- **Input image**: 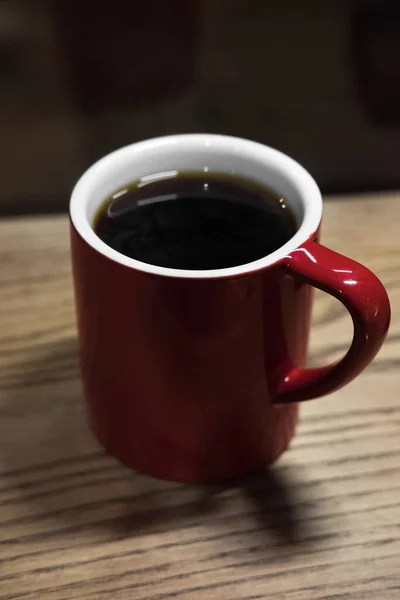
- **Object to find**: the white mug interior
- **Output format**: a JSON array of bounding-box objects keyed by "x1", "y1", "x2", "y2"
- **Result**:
[{"x1": 70, "y1": 134, "x2": 322, "y2": 279}]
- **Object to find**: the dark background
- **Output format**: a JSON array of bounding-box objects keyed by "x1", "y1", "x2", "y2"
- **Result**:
[{"x1": 1, "y1": 0, "x2": 400, "y2": 215}]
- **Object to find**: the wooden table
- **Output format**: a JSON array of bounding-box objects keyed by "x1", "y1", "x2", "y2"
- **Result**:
[{"x1": 0, "y1": 193, "x2": 399, "y2": 600}]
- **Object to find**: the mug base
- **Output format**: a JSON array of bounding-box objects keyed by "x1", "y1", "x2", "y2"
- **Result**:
[{"x1": 93, "y1": 404, "x2": 299, "y2": 484}]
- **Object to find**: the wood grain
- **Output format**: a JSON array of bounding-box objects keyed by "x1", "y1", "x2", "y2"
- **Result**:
[{"x1": 0, "y1": 194, "x2": 399, "y2": 599}]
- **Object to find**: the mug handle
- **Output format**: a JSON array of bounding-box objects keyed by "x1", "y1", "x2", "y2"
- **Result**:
[{"x1": 276, "y1": 239, "x2": 390, "y2": 403}]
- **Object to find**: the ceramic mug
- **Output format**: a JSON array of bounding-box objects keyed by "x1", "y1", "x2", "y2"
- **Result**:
[{"x1": 70, "y1": 134, "x2": 390, "y2": 483}]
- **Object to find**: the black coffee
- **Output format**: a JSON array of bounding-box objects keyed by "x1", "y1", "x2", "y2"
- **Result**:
[{"x1": 93, "y1": 172, "x2": 297, "y2": 270}]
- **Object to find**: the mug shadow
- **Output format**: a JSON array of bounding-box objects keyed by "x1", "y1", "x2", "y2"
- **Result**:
[{"x1": 1, "y1": 337, "x2": 318, "y2": 556}]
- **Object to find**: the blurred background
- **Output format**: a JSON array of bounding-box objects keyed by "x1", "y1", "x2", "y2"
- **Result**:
[{"x1": 1, "y1": 0, "x2": 400, "y2": 215}]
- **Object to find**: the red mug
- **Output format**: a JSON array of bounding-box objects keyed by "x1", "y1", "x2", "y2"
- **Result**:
[{"x1": 70, "y1": 134, "x2": 390, "y2": 483}]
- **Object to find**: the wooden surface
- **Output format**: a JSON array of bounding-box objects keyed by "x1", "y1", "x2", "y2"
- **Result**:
[{"x1": 0, "y1": 193, "x2": 399, "y2": 599}]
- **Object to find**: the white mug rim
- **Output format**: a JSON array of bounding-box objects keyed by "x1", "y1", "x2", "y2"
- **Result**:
[{"x1": 70, "y1": 134, "x2": 322, "y2": 279}]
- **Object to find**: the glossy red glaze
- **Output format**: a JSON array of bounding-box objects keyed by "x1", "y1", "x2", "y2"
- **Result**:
[
  {"x1": 278, "y1": 240, "x2": 391, "y2": 402},
  {"x1": 71, "y1": 226, "x2": 390, "y2": 483}
]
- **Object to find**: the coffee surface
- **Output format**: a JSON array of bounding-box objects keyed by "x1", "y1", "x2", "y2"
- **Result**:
[{"x1": 93, "y1": 172, "x2": 297, "y2": 270}]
